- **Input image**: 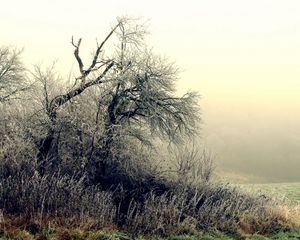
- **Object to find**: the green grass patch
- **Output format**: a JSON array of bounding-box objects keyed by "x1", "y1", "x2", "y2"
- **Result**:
[
  {"x1": 2, "y1": 229, "x2": 300, "y2": 240},
  {"x1": 239, "y1": 182, "x2": 300, "y2": 203}
]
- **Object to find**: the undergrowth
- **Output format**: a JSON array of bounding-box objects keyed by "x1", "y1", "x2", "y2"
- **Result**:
[{"x1": 1, "y1": 104, "x2": 299, "y2": 239}]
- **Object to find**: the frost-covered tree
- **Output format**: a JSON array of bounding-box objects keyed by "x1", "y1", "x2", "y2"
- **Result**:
[
  {"x1": 0, "y1": 46, "x2": 27, "y2": 102},
  {"x1": 34, "y1": 17, "x2": 200, "y2": 180}
]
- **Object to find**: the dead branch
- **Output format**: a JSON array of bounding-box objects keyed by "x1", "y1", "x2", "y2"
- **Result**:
[
  {"x1": 49, "y1": 61, "x2": 114, "y2": 115},
  {"x1": 71, "y1": 21, "x2": 122, "y2": 84},
  {"x1": 71, "y1": 37, "x2": 84, "y2": 76}
]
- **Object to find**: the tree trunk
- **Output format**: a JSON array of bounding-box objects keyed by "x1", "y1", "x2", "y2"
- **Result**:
[{"x1": 36, "y1": 115, "x2": 59, "y2": 175}]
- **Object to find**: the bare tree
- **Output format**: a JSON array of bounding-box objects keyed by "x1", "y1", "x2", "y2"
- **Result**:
[
  {"x1": 33, "y1": 20, "x2": 122, "y2": 173},
  {"x1": 0, "y1": 46, "x2": 27, "y2": 103},
  {"x1": 90, "y1": 19, "x2": 200, "y2": 163},
  {"x1": 33, "y1": 17, "x2": 200, "y2": 181},
  {"x1": 79, "y1": 19, "x2": 200, "y2": 184}
]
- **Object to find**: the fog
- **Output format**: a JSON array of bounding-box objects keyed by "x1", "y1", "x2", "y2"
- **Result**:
[
  {"x1": 1, "y1": 0, "x2": 300, "y2": 182},
  {"x1": 202, "y1": 97, "x2": 300, "y2": 183}
]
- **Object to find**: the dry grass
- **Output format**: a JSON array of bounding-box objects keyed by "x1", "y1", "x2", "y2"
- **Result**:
[
  {"x1": 0, "y1": 141, "x2": 116, "y2": 230},
  {"x1": 1, "y1": 131, "x2": 299, "y2": 238},
  {"x1": 0, "y1": 172, "x2": 117, "y2": 229},
  {"x1": 1, "y1": 180, "x2": 299, "y2": 238},
  {"x1": 125, "y1": 184, "x2": 299, "y2": 236}
]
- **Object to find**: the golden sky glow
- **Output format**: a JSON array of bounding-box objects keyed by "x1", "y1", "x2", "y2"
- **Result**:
[{"x1": 2, "y1": 0, "x2": 300, "y2": 182}]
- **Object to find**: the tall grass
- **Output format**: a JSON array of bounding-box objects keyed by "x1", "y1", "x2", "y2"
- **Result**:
[
  {"x1": 125, "y1": 183, "x2": 299, "y2": 236},
  {"x1": 0, "y1": 134, "x2": 299, "y2": 237},
  {"x1": 0, "y1": 137, "x2": 116, "y2": 229}
]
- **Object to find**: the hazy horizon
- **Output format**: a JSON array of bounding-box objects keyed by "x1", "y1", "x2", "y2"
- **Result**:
[{"x1": 2, "y1": 0, "x2": 300, "y2": 183}]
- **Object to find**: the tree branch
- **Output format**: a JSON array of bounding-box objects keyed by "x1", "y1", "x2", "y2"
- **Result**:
[
  {"x1": 71, "y1": 37, "x2": 84, "y2": 76},
  {"x1": 49, "y1": 62, "x2": 114, "y2": 113},
  {"x1": 85, "y1": 22, "x2": 121, "y2": 76}
]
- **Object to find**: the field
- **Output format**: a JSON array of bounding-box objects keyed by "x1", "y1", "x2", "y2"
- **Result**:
[{"x1": 239, "y1": 182, "x2": 300, "y2": 203}]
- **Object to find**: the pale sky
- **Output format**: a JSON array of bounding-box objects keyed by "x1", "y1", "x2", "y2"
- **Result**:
[{"x1": 2, "y1": 0, "x2": 300, "y2": 182}]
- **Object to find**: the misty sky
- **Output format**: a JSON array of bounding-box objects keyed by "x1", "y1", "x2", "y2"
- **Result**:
[{"x1": 2, "y1": 0, "x2": 300, "y2": 182}]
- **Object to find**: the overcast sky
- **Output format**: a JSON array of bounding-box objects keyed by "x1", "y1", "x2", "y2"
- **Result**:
[{"x1": 2, "y1": 0, "x2": 300, "y2": 182}]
